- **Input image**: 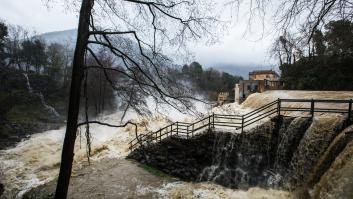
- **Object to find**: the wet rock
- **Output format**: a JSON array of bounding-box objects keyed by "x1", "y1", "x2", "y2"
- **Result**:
[
  {"x1": 128, "y1": 117, "x2": 284, "y2": 188},
  {"x1": 0, "y1": 183, "x2": 4, "y2": 197},
  {"x1": 128, "y1": 115, "x2": 350, "y2": 194}
]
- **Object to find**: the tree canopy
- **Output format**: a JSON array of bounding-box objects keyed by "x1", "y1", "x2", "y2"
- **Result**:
[
  {"x1": 182, "y1": 61, "x2": 242, "y2": 100},
  {"x1": 279, "y1": 20, "x2": 353, "y2": 90}
]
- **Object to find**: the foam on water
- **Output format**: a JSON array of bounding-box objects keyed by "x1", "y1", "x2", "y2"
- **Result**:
[
  {"x1": 0, "y1": 98, "x2": 210, "y2": 198},
  {"x1": 311, "y1": 139, "x2": 353, "y2": 199},
  {"x1": 154, "y1": 181, "x2": 294, "y2": 199},
  {"x1": 2, "y1": 90, "x2": 352, "y2": 198}
]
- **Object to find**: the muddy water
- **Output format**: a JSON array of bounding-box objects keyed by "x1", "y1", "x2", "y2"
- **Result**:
[
  {"x1": 1, "y1": 90, "x2": 352, "y2": 198},
  {"x1": 27, "y1": 158, "x2": 294, "y2": 199},
  {"x1": 311, "y1": 139, "x2": 353, "y2": 199}
]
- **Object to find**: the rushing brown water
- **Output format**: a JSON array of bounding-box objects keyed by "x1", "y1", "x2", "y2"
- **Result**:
[
  {"x1": 24, "y1": 159, "x2": 294, "y2": 199},
  {"x1": 1, "y1": 91, "x2": 353, "y2": 198}
]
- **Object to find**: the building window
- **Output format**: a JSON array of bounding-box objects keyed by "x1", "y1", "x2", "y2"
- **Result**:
[
  {"x1": 254, "y1": 85, "x2": 258, "y2": 91},
  {"x1": 247, "y1": 85, "x2": 251, "y2": 91}
]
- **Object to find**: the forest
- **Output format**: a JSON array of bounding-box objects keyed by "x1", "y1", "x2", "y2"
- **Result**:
[
  {"x1": 0, "y1": 20, "x2": 242, "y2": 149},
  {"x1": 181, "y1": 62, "x2": 242, "y2": 100},
  {"x1": 276, "y1": 20, "x2": 353, "y2": 90}
]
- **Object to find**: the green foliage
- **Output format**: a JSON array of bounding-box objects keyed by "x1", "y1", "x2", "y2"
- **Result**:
[
  {"x1": 21, "y1": 39, "x2": 47, "y2": 72},
  {"x1": 46, "y1": 43, "x2": 65, "y2": 81},
  {"x1": 280, "y1": 20, "x2": 353, "y2": 90},
  {"x1": 0, "y1": 21, "x2": 8, "y2": 65},
  {"x1": 6, "y1": 104, "x2": 48, "y2": 123},
  {"x1": 139, "y1": 164, "x2": 168, "y2": 177},
  {"x1": 182, "y1": 62, "x2": 242, "y2": 100}
]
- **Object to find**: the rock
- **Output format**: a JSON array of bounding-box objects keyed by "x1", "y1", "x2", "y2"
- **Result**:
[
  {"x1": 0, "y1": 183, "x2": 4, "y2": 197},
  {"x1": 128, "y1": 116, "x2": 349, "y2": 194}
]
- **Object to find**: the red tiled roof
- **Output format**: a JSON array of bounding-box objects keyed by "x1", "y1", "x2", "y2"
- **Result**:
[{"x1": 249, "y1": 70, "x2": 279, "y2": 76}]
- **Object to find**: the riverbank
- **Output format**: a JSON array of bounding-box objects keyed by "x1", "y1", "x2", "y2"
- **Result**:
[{"x1": 0, "y1": 68, "x2": 66, "y2": 150}]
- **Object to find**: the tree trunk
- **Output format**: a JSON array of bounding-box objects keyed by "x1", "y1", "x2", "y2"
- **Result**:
[{"x1": 54, "y1": 0, "x2": 94, "y2": 198}]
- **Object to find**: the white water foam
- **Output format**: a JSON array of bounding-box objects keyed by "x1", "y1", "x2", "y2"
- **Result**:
[{"x1": 3, "y1": 90, "x2": 352, "y2": 198}]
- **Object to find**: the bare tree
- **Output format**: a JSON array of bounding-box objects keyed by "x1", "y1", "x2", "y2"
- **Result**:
[
  {"x1": 228, "y1": 0, "x2": 353, "y2": 65},
  {"x1": 229, "y1": 0, "x2": 353, "y2": 41},
  {"x1": 54, "y1": 0, "x2": 220, "y2": 198},
  {"x1": 5, "y1": 25, "x2": 30, "y2": 70}
]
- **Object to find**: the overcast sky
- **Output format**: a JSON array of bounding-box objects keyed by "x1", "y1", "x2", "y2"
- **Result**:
[{"x1": 0, "y1": 0, "x2": 277, "y2": 70}]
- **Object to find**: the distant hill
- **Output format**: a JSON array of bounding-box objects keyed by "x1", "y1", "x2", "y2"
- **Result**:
[
  {"x1": 205, "y1": 63, "x2": 279, "y2": 79},
  {"x1": 35, "y1": 29, "x2": 276, "y2": 78},
  {"x1": 36, "y1": 29, "x2": 77, "y2": 48}
]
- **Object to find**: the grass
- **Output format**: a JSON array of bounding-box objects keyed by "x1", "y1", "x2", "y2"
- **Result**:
[
  {"x1": 0, "y1": 91, "x2": 9, "y2": 103},
  {"x1": 6, "y1": 104, "x2": 48, "y2": 123}
]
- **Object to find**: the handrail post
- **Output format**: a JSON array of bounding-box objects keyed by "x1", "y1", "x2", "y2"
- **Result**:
[
  {"x1": 241, "y1": 115, "x2": 244, "y2": 133},
  {"x1": 176, "y1": 122, "x2": 179, "y2": 136},
  {"x1": 208, "y1": 115, "x2": 211, "y2": 130},
  {"x1": 311, "y1": 99, "x2": 315, "y2": 118},
  {"x1": 277, "y1": 98, "x2": 281, "y2": 116},
  {"x1": 170, "y1": 124, "x2": 173, "y2": 136},
  {"x1": 348, "y1": 99, "x2": 352, "y2": 123},
  {"x1": 187, "y1": 126, "x2": 189, "y2": 139},
  {"x1": 192, "y1": 123, "x2": 194, "y2": 137},
  {"x1": 212, "y1": 113, "x2": 215, "y2": 129}
]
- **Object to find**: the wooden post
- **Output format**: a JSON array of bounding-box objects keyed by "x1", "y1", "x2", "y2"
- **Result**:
[
  {"x1": 170, "y1": 124, "x2": 173, "y2": 136},
  {"x1": 348, "y1": 99, "x2": 352, "y2": 123},
  {"x1": 277, "y1": 98, "x2": 281, "y2": 116},
  {"x1": 241, "y1": 115, "x2": 244, "y2": 133},
  {"x1": 192, "y1": 123, "x2": 194, "y2": 137},
  {"x1": 187, "y1": 126, "x2": 189, "y2": 139},
  {"x1": 212, "y1": 113, "x2": 215, "y2": 128},
  {"x1": 176, "y1": 122, "x2": 179, "y2": 136},
  {"x1": 208, "y1": 116, "x2": 211, "y2": 130},
  {"x1": 311, "y1": 99, "x2": 315, "y2": 118}
]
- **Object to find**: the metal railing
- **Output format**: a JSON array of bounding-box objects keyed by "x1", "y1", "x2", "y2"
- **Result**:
[{"x1": 129, "y1": 98, "x2": 353, "y2": 151}]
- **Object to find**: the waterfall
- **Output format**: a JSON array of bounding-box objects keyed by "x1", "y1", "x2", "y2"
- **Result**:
[
  {"x1": 22, "y1": 73, "x2": 60, "y2": 118},
  {"x1": 273, "y1": 117, "x2": 311, "y2": 174},
  {"x1": 197, "y1": 120, "x2": 278, "y2": 189},
  {"x1": 38, "y1": 93, "x2": 60, "y2": 118},
  {"x1": 130, "y1": 113, "x2": 352, "y2": 198},
  {"x1": 23, "y1": 73, "x2": 33, "y2": 93},
  {"x1": 311, "y1": 137, "x2": 353, "y2": 199},
  {"x1": 285, "y1": 116, "x2": 345, "y2": 188}
]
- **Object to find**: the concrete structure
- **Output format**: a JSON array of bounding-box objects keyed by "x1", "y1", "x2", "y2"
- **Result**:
[
  {"x1": 249, "y1": 70, "x2": 280, "y2": 81},
  {"x1": 217, "y1": 92, "x2": 229, "y2": 105},
  {"x1": 235, "y1": 70, "x2": 284, "y2": 103}
]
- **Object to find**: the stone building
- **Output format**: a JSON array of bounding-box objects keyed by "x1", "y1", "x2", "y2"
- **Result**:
[
  {"x1": 249, "y1": 70, "x2": 280, "y2": 81},
  {"x1": 235, "y1": 70, "x2": 284, "y2": 103},
  {"x1": 217, "y1": 92, "x2": 229, "y2": 105}
]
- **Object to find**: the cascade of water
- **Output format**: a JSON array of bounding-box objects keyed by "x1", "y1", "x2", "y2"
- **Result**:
[
  {"x1": 285, "y1": 116, "x2": 345, "y2": 188},
  {"x1": 198, "y1": 133, "x2": 238, "y2": 183},
  {"x1": 38, "y1": 93, "x2": 60, "y2": 118},
  {"x1": 273, "y1": 117, "x2": 311, "y2": 174},
  {"x1": 22, "y1": 73, "x2": 60, "y2": 118},
  {"x1": 311, "y1": 138, "x2": 353, "y2": 199},
  {"x1": 307, "y1": 124, "x2": 353, "y2": 188},
  {"x1": 198, "y1": 121, "x2": 277, "y2": 189},
  {"x1": 23, "y1": 73, "x2": 33, "y2": 93}
]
